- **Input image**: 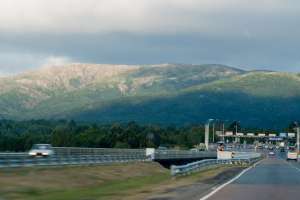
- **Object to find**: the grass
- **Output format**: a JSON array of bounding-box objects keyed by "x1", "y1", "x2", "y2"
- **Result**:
[
  {"x1": 0, "y1": 162, "x2": 169, "y2": 200},
  {"x1": 0, "y1": 163, "x2": 242, "y2": 200}
]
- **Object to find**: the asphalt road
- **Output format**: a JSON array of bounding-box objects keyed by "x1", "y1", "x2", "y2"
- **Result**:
[{"x1": 206, "y1": 154, "x2": 300, "y2": 200}]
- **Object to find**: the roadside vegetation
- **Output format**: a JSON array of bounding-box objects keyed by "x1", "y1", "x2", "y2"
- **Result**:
[
  {"x1": 0, "y1": 119, "x2": 282, "y2": 152},
  {"x1": 0, "y1": 162, "x2": 243, "y2": 200}
]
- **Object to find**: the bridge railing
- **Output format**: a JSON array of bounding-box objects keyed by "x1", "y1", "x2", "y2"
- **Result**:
[
  {"x1": 0, "y1": 148, "x2": 218, "y2": 168},
  {"x1": 171, "y1": 154, "x2": 262, "y2": 176},
  {"x1": 153, "y1": 150, "x2": 217, "y2": 160},
  {"x1": 52, "y1": 147, "x2": 146, "y2": 157},
  {"x1": 0, "y1": 148, "x2": 216, "y2": 160}
]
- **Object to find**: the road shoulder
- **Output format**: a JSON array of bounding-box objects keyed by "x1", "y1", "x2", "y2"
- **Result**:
[{"x1": 125, "y1": 165, "x2": 246, "y2": 200}]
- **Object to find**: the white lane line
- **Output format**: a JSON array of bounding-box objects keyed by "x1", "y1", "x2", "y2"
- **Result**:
[{"x1": 199, "y1": 159, "x2": 264, "y2": 200}]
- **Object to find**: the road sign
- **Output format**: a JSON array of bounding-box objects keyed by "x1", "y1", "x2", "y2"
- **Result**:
[
  {"x1": 280, "y1": 133, "x2": 287, "y2": 138},
  {"x1": 288, "y1": 133, "x2": 296, "y2": 138},
  {"x1": 269, "y1": 137, "x2": 283, "y2": 141},
  {"x1": 269, "y1": 134, "x2": 276, "y2": 137},
  {"x1": 215, "y1": 131, "x2": 223, "y2": 136},
  {"x1": 225, "y1": 131, "x2": 233, "y2": 136}
]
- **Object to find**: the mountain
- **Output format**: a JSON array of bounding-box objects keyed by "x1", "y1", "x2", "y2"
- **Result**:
[{"x1": 0, "y1": 63, "x2": 299, "y2": 129}]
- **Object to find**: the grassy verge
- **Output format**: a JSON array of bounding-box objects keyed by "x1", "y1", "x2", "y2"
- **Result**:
[{"x1": 0, "y1": 162, "x2": 243, "y2": 200}]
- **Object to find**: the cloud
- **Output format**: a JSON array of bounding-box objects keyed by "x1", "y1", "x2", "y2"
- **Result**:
[
  {"x1": 0, "y1": 0, "x2": 299, "y2": 36},
  {"x1": 41, "y1": 56, "x2": 72, "y2": 67},
  {"x1": 0, "y1": 52, "x2": 73, "y2": 74},
  {"x1": 0, "y1": 0, "x2": 300, "y2": 73}
]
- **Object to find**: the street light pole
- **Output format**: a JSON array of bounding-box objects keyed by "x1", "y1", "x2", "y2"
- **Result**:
[
  {"x1": 205, "y1": 119, "x2": 214, "y2": 151},
  {"x1": 205, "y1": 123, "x2": 209, "y2": 151},
  {"x1": 297, "y1": 127, "x2": 300, "y2": 154},
  {"x1": 222, "y1": 122, "x2": 225, "y2": 142},
  {"x1": 212, "y1": 123, "x2": 215, "y2": 143}
]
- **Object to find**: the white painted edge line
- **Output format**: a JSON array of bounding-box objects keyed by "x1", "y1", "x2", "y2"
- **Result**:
[{"x1": 199, "y1": 159, "x2": 264, "y2": 200}]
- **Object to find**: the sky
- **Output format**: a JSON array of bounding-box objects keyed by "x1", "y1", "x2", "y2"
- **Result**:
[{"x1": 1, "y1": 0, "x2": 300, "y2": 75}]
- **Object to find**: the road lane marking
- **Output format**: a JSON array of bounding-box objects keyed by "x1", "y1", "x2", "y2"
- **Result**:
[{"x1": 199, "y1": 159, "x2": 264, "y2": 200}]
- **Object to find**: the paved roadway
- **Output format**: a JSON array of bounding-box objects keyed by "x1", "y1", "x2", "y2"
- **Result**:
[{"x1": 206, "y1": 153, "x2": 300, "y2": 200}]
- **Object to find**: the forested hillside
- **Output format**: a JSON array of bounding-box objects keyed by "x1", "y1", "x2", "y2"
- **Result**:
[{"x1": 0, "y1": 63, "x2": 300, "y2": 128}]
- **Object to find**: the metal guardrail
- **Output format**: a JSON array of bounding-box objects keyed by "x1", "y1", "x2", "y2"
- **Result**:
[
  {"x1": 0, "y1": 147, "x2": 219, "y2": 168},
  {"x1": 232, "y1": 152, "x2": 261, "y2": 159},
  {"x1": 153, "y1": 150, "x2": 217, "y2": 160},
  {"x1": 0, "y1": 148, "x2": 216, "y2": 160},
  {"x1": 0, "y1": 153, "x2": 28, "y2": 158},
  {"x1": 0, "y1": 155, "x2": 148, "y2": 168},
  {"x1": 53, "y1": 147, "x2": 146, "y2": 156},
  {"x1": 171, "y1": 154, "x2": 262, "y2": 176}
]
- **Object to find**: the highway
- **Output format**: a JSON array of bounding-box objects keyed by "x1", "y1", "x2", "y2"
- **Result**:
[{"x1": 203, "y1": 154, "x2": 300, "y2": 200}]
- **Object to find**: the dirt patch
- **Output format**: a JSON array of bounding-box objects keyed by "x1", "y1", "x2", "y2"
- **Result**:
[{"x1": 202, "y1": 167, "x2": 244, "y2": 184}]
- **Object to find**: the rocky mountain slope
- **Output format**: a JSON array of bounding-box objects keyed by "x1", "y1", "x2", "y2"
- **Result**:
[{"x1": 0, "y1": 63, "x2": 299, "y2": 128}]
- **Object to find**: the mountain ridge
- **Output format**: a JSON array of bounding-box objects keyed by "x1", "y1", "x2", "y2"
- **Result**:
[{"x1": 0, "y1": 63, "x2": 299, "y2": 128}]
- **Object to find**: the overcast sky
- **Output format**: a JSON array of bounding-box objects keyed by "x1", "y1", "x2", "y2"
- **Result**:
[{"x1": 1, "y1": 0, "x2": 300, "y2": 75}]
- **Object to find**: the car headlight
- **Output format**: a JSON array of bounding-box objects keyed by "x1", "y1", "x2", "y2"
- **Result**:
[{"x1": 29, "y1": 152, "x2": 37, "y2": 155}]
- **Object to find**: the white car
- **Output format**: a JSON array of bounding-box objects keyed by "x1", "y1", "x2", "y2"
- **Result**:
[
  {"x1": 29, "y1": 144, "x2": 54, "y2": 157},
  {"x1": 268, "y1": 151, "x2": 275, "y2": 156},
  {"x1": 287, "y1": 151, "x2": 298, "y2": 161}
]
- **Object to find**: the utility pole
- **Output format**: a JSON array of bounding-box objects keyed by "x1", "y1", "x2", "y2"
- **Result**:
[
  {"x1": 235, "y1": 122, "x2": 238, "y2": 143},
  {"x1": 222, "y1": 122, "x2": 225, "y2": 142},
  {"x1": 297, "y1": 127, "x2": 300, "y2": 154}
]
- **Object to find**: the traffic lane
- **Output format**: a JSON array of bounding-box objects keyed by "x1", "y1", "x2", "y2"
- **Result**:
[
  {"x1": 206, "y1": 158, "x2": 300, "y2": 200},
  {"x1": 146, "y1": 167, "x2": 245, "y2": 200}
]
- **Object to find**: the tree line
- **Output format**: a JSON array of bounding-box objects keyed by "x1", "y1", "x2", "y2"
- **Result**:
[
  {"x1": 0, "y1": 120, "x2": 206, "y2": 152},
  {"x1": 0, "y1": 119, "x2": 285, "y2": 152}
]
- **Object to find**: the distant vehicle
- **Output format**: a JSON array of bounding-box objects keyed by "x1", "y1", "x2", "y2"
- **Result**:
[
  {"x1": 287, "y1": 147, "x2": 298, "y2": 161},
  {"x1": 157, "y1": 146, "x2": 168, "y2": 151},
  {"x1": 29, "y1": 144, "x2": 54, "y2": 157},
  {"x1": 268, "y1": 151, "x2": 275, "y2": 156},
  {"x1": 190, "y1": 148, "x2": 199, "y2": 153}
]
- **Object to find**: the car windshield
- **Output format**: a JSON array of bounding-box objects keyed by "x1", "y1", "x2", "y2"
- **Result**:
[{"x1": 288, "y1": 147, "x2": 296, "y2": 152}]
